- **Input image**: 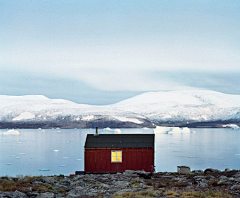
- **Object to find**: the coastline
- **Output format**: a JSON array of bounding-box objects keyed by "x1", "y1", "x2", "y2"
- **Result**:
[
  {"x1": 1, "y1": 169, "x2": 240, "y2": 197},
  {"x1": 0, "y1": 120, "x2": 239, "y2": 129}
]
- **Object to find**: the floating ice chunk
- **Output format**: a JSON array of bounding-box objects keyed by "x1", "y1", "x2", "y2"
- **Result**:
[
  {"x1": 39, "y1": 169, "x2": 50, "y2": 171},
  {"x1": 6, "y1": 163, "x2": 11, "y2": 165},
  {"x1": 142, "y1": 127, "x2": 149, "y2": 130},
  {"x1": 153, "y1": 126, "x2": 169, "y2": 134},
  {"x1": 223, "y1": 124, "x2": 239, "y2": 130},
  {"x1": 181, "y1": 127, "x2": 191, "y2": 133},
  {"x1": 76, "y1": 159, "x2": 82, "y2": 161},
  {"x1": 1, "y1": 129, "x2": 20, "y2": 135},
  {"x1": 101, "y1": 127, "x2": 114, "y2": 134},
  {"x1": 154, "y1": 126, "x2": 193, "y2": 134},
  {"x1": 54, "y1": 150, "x2": 59, "y2": 152},
  {"x1": 168, "y1": 127, "x2": 189, "y2": 134},
  {"x1": 103, "y1": 127, "x2": 114, "y2": 132},
  {"x1": 59, "y1": 165, "x2": 66, "y2": 167},
  {"x1": 235, "y1": 154, "x2": 240, "y2": 156},
  {"x1": 16, "y1": 157, "x2": 20, "y2": 159},
  {"x1": 20, "y1": 153, "x2": 25, "y2": 155},
  {"x1": 62, "y1": 157, "x2": 68, "y2": 159},
  {"x1": 114, "y1": 129, "x2": 121, "y2": 134}
]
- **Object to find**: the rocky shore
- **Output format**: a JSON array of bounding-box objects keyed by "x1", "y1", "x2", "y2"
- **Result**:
[{"x1": 1, "y1": 169, "x2": 240, "y2": 197}]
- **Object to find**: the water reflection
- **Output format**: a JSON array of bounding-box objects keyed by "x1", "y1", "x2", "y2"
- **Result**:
[{"x1": 0, "y1": 128, "x2": 240, "y2": 176}]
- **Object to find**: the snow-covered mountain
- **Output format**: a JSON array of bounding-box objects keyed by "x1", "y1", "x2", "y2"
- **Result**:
[{"x1": 1, "y1": 90, "x2": 240, "y2": 128}]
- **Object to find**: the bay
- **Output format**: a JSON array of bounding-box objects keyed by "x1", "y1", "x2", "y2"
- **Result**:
[{"x1": 0, "y1": 128, "x2": 239, "y2": 176}]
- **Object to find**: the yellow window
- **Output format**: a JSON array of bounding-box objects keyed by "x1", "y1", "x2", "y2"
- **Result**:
[{"x1": 111, "y1": 151, "x2": 122, "y2": 163}]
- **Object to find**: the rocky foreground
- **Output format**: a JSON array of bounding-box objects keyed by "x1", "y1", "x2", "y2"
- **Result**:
[{"x1": 1, "y1": 169, "x2": 240, "y2": 197}]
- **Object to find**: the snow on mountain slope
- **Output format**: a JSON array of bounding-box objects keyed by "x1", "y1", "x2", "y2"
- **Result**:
[
  {"x1": 0, "y1": 95, "x2": 92, "y2": 122},
  {"x1": 0, "y1": 95, "x2": 141, "y2": 124},
  {"x1": 112, "y1": 90, "x2": 240, "y2": 122},
  {"x1": 0, "y1": 90, "x2": 240, "y2": 127},
  {"x1": 115, "y1": 90, "x2": 240, "y2": 108}
]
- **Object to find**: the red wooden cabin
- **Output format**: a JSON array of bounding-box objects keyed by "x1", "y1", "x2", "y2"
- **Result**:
[{"x1": 84, "y1": 134, "x2": 155, "y2": 173}]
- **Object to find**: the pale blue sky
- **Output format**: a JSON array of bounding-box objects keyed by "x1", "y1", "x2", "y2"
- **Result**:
[{"x1": 0, "y1": 0, "x2": 240, "y2": 104}]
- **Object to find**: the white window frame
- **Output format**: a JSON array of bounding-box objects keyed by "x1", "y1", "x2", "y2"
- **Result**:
[{"x1": 111, "y1": 150, "x2": 122, "y2": 163}]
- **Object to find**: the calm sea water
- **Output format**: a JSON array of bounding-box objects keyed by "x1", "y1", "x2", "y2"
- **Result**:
[{"x1": 0, "y1": 128, "x2": 239, "y2": 176}]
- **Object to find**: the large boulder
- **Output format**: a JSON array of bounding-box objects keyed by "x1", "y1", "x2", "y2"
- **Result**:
[
  {"x1": 13, "y1": 190, "x2": 28, "y2": 198},
  {"x1": 204, "y1": 168, "x2": 221, "y2": 174}
]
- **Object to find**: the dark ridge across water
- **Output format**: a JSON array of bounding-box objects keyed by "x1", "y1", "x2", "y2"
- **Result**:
[{"x1": 0, "y1": 120, "x2": 240, "y2": 129}]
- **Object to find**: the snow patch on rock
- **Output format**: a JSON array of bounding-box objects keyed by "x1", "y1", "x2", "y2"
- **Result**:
[
  {"x1": 13, "y1": 112, "x2": 35, "y2": 121},
  {"x1": 112, "y1": 116, "x2": 143, "y2": 124},
  {"x1": 81, "y1": 115, "x2": 94, "y2": 121}
]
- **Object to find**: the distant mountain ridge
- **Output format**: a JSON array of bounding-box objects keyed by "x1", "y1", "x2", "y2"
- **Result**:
[{"x1": 0, "y1": 90, "x2": 240, "y2": 128}]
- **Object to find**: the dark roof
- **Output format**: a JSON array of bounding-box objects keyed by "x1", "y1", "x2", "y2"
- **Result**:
[{"x1": 84, "y1": 134, "x2": 154, "y2": 148}]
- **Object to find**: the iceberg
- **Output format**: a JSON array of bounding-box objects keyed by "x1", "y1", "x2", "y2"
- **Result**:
[
  {"x1": 222, "y1": 124, "x2": 239, "y2": 130},
  {"x1": 1, "y1": 129, "x2": 20, "y2": 135},
  {"x1": 153, "y1": 126, "x2": 168, "y2": 134},
  {"x1": 181, "y1": 127, "x2": 191, "y2": 133},
  {"x1": 102, "y1": 128, "x2": 121, "y2": 134},
  {"x1": 103, "y1": 127, "x2": 114, "y2": 132},
  {"x1": 154, "y1": 126, "x2": 193, "y2": 134},
  {"x1": 168, "y1": 127, "x2": 191, "y2": 134},
  {"x1": 114, "y1": 129, "x2": 122, "y2": 134},
  {"x1": 101, "y1": 127, "x2": 114, "y2": 134}
]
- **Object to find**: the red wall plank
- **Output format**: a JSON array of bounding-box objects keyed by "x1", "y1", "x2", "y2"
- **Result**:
[{"x1": 85, "y1": 148, "x2": 154, "y2": 173}]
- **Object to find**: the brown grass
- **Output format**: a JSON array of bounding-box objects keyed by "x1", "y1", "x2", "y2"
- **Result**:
[
  {"x1": 180, "y1": 190, "x2": 233, "y2": 198},
  {"x1": 114, "y1": 190, "x2": 157, "y2": 198},
  {"x1": 0, "y1": 180, "x2": 17, "y2": 191}
]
